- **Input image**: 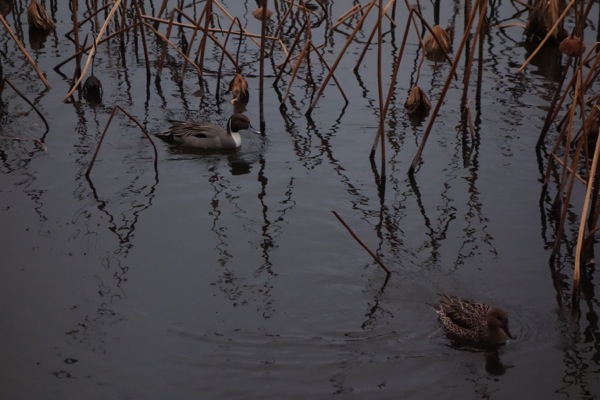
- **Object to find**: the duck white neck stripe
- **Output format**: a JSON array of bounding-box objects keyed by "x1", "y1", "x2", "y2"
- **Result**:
[{"x1": 231, "y1": 132, "x2": 242, "y2": 147}]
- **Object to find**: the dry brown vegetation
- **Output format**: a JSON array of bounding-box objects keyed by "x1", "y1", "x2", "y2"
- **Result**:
[{"x1": 0, "y1": 0, "x2": 598, "y2": 305}]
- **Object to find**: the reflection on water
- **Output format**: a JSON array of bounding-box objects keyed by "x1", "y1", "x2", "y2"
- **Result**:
[{"x1": 0, "y1": 1, "x2": 600, "y2": 399}]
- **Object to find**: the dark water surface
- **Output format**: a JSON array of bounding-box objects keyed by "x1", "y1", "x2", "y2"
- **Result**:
[{"x1": 1, "y1": 1, "x2": 599, "y2": 399}]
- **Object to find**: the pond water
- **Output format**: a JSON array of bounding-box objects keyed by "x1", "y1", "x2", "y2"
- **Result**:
[{"x1": 1, "y1": 1, "x2": 599, "y2": 399}]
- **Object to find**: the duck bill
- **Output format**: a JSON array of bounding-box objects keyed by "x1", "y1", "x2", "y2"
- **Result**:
[
  {"x1": 505, "y1": 328, "x2": 516, "y2": 340},
  {"x1": 249, "y1": 124, "x2": 262, "y2": 134}
]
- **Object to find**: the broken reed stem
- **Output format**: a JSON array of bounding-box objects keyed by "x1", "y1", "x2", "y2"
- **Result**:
[
  {"x1": 173, "y1": 7, "x2": 241, "y2": 76},
  {"x1": 215, "y1": 17, "x2": 243, "y2": 101},
  {"x1": 408, "y1": 0, "x2": 484, "y2": 175},
  {"x1": 536, "y1": 62, "x2": 570, "y2": 148},
  {"x1": 3, "y1": 79, "x2": 50, "y2": 135},
  {"x1": 196, "y1": 0, "x2": 213, "y2": 77},
  {"x1": 306, "y1": 0, "x2": 378, "y2": 115},
  {"x1": 462, "y1": 0, "x2": 487, "y2": 100},
  {"x1": 270, "y1": 0, "x2": 296, "y2": 55},
  {"x1": 86, "y1": 105, "x2": 158, "y2": 178},
  {"x1": 155, "y1": 8, "x2": 177, "y2": 81},
  {"x1": 274, "y1": 19, "x2": 307, "y2": 85},
  {"x1": 550, "y1": 71, "x2": 582, "y2": 260},
  {"x1": 71, "y1": 0, "x2": 81, "y2": 75},
  {"x1": 65, "y1": 3, "x2": 112, "y2": 37},
  {"x1": 213, "y1": 0, "x2": 262, "y2": 48},
  {"x1": 132, "y1": 0, "x2": 151, "y2": 81},
  {"x1": 573, "y1": 127, "x2": 600, "y2": 301},
  {"x1": 377, "y1": 0, "x2": 386, "y2": 180},
  {"x1": 281, "y1": 40, "x2": 311, "y2": 105},
  {"x1": 64, "y1": 0, "x2": 123, "y2": 101},
  {"x1": 144, "y1": 22, "x2": 203, "y2": 77},
  {"x1": 55, "y1": 23, "x2": 139, "y2": 71},
  {"x1": 550, "y1": 153, "x2": 587, "y2": 185},
  {"x1": 534, "y1": 31, "x2": 599, "y2": 148},
  {"x1": 309, "y1": 42, "x2": 348, "y2": 104},
  {"x1": 154, "y1": 0, "x2": 169, "y2": 27},
  {"x1": 178, "y1": 6, "x2": 208, "y2": 79},
  {"x1": 0, "y1": 15, "x2": 51, "y2": 89},
  {"x1": 143, "y1": 15, "x2": 278, "y2": 41},
  {"x1": 259, "y1": 0, "x2": 268, "y2": 129},
  {"x1": 516, "y1": 0, "x2": 576, "y2": 74},
  {"x1": 278, "y1": 10, "x2": 348, "y2": 107},
  {"x1": 354, "y1": 0, "x2": 397, "y2": 70},
  {"x1": 334, "y1": 5, "x2": 362, "y2": 29},
  {"x1": 370, "y1": 7, "x2": 414, "y2": 158},
  {"x1": 332, "y1": 211, "x2": 391, "y2": 275},
  {"x1": 0, "y1": 135, "x2": 47, "y2": 151}
]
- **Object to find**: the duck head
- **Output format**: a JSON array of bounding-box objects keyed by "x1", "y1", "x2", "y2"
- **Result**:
[
  {"x1": 487, "y1": 307, "x2": 516, "y2": 344},
  {"x1": 227, "y1": 114, "x2": 251, "y2": 133}
]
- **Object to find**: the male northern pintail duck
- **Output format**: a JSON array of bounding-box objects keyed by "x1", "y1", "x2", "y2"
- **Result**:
[
  {"x1": 436, "y1": 293, "x2": 515, "y2": 346},
  {"x1": 156, "y1": 113, "x2": 253, "y2": 150}
]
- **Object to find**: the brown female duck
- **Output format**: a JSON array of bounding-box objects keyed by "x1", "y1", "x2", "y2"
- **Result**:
[{"x1": 436, "y1": 293, "x2": 515, "y2": 346}]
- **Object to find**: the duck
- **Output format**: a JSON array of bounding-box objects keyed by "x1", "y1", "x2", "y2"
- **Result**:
[
  {"x1": 436, "y1": 293, "x2": 515, "y2": 346},
  {"x1": 156, "y1": 113, "x2": 254, "y2": 150}
]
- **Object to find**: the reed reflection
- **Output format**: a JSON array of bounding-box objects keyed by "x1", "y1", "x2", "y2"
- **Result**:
[{"x1": 200, "y1": 152, "x2": 294, "y2": 319}]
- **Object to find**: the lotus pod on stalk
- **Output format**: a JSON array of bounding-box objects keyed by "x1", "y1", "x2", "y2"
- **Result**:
[
  {"x1": 404, "y1": 85, "x2": 431, "y2": 115},
  {"x1": 559, "y1": 36, "x2": 586, "y2": 58},
  {"x1": 424, "y1": 25, "x2": 451, "y2": 60},
  {"x1": 83, "y1": 75, "x2": 103, "y2": 103},
  {"x1": 583, "y1": 105, "x2": 599, "y2": 144},
  {"x1": 0, "y1": 0, "x2": 12, "y2": 17},
  {"x1": 230, "y1": 73, "x2": 249, "y2": 114},
  {"x1": 83, "y1": 42, "x2": 102, "y2": 103},
  {"x1": 27, "y1": 0, "x2": 55, "y2": 32},
  {"x1": 252, "y1": 0, "x2": 272, "y2": 21}
]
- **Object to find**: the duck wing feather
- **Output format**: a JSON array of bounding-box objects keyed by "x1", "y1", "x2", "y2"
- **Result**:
[
  {"x1": 161, "y1": 121, "x2": 226, "y2": 139},
  {"x1": 438, "y1": 294, "x2": 491, "y2": 330}
]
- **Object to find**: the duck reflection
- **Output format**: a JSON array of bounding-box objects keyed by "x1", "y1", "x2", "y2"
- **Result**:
[
  {"x1": 445, "y1": 339, "x2": 510, "y2": 377},
  {"x1": 161, "y1": 145, "x2": 257, "y2": 176},
  {"x1": 485, "y1": 350, "x2": 508, "y2": 376}
]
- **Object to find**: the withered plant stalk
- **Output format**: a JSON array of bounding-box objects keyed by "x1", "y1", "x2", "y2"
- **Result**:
[
  {"x1": 573, "y1": 128, "x2": 600, "y2": 300},
  {"x1": 0, "y1": 15, "x2": 50, "y2": 89},
  {"x1": 306, "y1": 0, "x2": 378, "y2": 115},
  {"x1": 408, "y1": 0, "x2": 486, "y2": 174},
  {"x1": 259, "y1": 0, "x2": 268, "y2": 128},
  {"x1": 86, "y1": 106, "x2": 158, "y2": 178},
  {"x1": 332, "y1": 211, "x2": 391, "y2": 276},
  {"x1": 64, "y1": 0, "x2": 123, "y2": 101}
]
